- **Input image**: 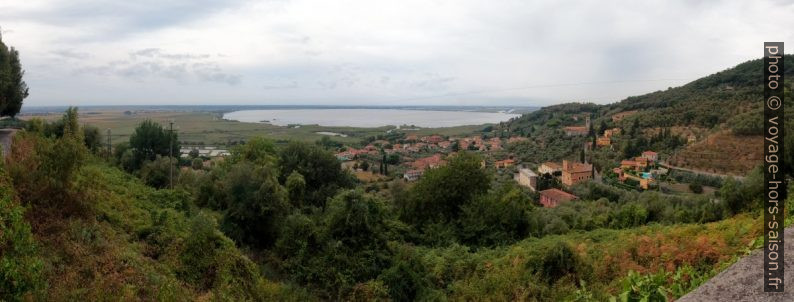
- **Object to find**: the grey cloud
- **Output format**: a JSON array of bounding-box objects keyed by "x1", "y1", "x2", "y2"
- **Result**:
[
  {"x1": 51, "y1": 49, "x2": 91, "y2": 60},
  {"x1": 130, "y1": 48, "x2": 212, "y2": 61},
  {"x1": 193, "y1": 62, "x2": 241, "y2": 85},
  {"x1": 262, "y1": 81, "x2": 299, "y2": 90},
  {"x1": 0, "y1": 0, "x2": 250, "y2": 42},
  {"x1": 73, "y1": 49, "x2": 239, "y2": 85}
]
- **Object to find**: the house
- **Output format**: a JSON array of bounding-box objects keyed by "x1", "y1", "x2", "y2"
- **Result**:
[
  {"x1": 612, "y1": 167, "x2": 626, "y2": 181},
  {"x1": 424, "y1": 135, "x2": 444, "y2": 144},
  {"x1": 687, "y1": 134, "x2": 697, "y2": 144},
  {"x1": 561, "y1": 160, "x2": 592, "y2": 186},
  {"x1": 406, "y1": 134, "x2": 419, "y2": 141},
  {"x1": 403, "y1": 169, "x2": 424, "y2": 181},
  {"x1": 620, "y1": 160, "x2": 637, "y2": 170},
  {"x1": 539, "y1": 188, "x2": 578, "y2": 208},
  {"x1": 635, "y1": 157, "x2": 649, "y2": 168},
  {"x1": 596, "y1": 136, "x2": 611, "y2": 147},
  {"x1": 515, "y1": 168, "x2": 538, "y2": 191},
  {"x1": 438, "y1": 141, "x2": 452, "y2": 149},
  {"x1": 564, "y1": 126, "x2": 588, "y2": 136},
  {"x1": 411, "y1": 154, "x2": 446, "y2": 170},
  {"x1": 538, "y1": 162, "x2": 562, "y2": 175},
  {"x1": 494, "y1": 159, "x2": 515, "y2": 169},
  {"x1": 641, "y1": 151, "x2": 658, "y2": 162},
  {"x1": 604, "y1": 128, "x2": 622, "y2": 138},
  {"x1": 621, "y1": 156, "x2": 651, "y2": 171}
]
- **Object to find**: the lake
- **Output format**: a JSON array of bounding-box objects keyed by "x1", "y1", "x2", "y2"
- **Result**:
[{"x1": 223, "y1": 109, "x2": 521, "y2": 128}]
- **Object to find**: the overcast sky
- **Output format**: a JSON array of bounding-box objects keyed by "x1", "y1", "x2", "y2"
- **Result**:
[{"x1": 1, "y1": 0, "x2": 792, "y2": 107}]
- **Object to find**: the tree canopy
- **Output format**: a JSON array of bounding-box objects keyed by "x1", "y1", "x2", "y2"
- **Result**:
[{"x1": 0, "y1": 34, "x2": 28, "y2": 117}]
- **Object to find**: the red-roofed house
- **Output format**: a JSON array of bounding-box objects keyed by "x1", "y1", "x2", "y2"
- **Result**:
[
  {"x1": 564, "y1": 126, "x2": 588, "y2": 136},
  {"x1": 641, "y1": 151, "x2": 658, "y2": 162},
  {"x1": 494, "y1": 159, "x2": 515, "y2": 169},
  {"x1": 411, "y1": 154, "x2": 446, "y2": 170},
  {"x1": 539, "y1": 188, "x2": 579, "y2": 208}
]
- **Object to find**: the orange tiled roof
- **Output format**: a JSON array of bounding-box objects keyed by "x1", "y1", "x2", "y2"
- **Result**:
[{"x1": 540, "y1": 188, "x2": 578, "y2": 201}]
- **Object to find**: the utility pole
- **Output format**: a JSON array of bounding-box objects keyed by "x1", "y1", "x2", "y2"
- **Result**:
[
  {"x1": 169, "y1": 121, "x2": 174, "y2": 190},
  {"x1": 106, "y1": 128, "x2": 111, "y2": 160}
]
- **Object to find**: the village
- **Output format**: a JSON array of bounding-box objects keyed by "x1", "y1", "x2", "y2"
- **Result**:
[
  {"x1": 175, "y1": 111, "x2": 710, "y2": 211},
  {"x1": 328, "y1": 116, "x2": 674, "y2": 209}
]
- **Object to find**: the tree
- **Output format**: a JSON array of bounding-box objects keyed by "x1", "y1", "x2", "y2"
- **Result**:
[
  {"x1": 129, "y1": 120, "x2": 179, "y2": 170},
  {"x1": 286, "y1": 171, "x2": 307, "y2": 208},
  {"x1": 82, "y1": 125, "x2": 102, "y2": 152},
  {"x1": 191, "y1": 158, "x2": 204, "y2": 170},
  {"x1": 688, "y1": 182, "x2": 703, "y2": 194},
  {"x1": 0, "y1": 36, "x2": 28, "y2": 117},
  {"x1": 598, "y1": 120, "x2": 608, "y2": 136},
  {"x1": 381, "y1": 151, "x2": 388, "y2": 175},
  {"x1": 400, "y1": 152, "x2": 490, "y2": 227},
  {"x1": 361, "y1": 161, "x2": 370, "y2": 171},
  {"x1": 459, "y1": 184, "x2": 532, "y2": 246},
  {"x1": 138, "y1": 155, "x2": 176, "y2": 189},
  {"x1": 279, "y1": 141, "x2": 354, "y2": 208},
  {"x1": 229, "y1": 136, "x2": 277, "y2": 166},
  {"x1": 220, "y1": 162, "x2": 291, "y2": 247},
  {"x1": 189, "y1": 148, "x2": 200, "y2": 159}
]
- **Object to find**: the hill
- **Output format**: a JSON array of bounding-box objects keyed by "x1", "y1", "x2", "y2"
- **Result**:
[
  {"x1": 0, "y1": 133, "x2": 310, "y2": 300},
  {"x1": 504, "y1": 55, "x2": 794, "y2": 175}
]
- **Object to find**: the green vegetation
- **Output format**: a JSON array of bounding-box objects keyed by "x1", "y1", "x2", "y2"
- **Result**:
[
  {"x1": 0, "y1": 34, "x2": 27, "y2": 117},
  {"x1": 3, "y1": 55, "x2": 792, "y2": 301}
]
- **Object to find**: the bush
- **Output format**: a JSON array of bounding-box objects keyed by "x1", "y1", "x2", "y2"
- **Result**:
[
  {"x1": 7, "y1": 130, "x2": 87, "y2": 211},
  {"x1": 138, "y1": 155, "x2": 177, "y2": 189},
  {"x1": 689, "y1": 183, "x2": 703, "y2": 194},
  {"x1": 0, "y1": 174, "x2": 44, "y2": 300}
]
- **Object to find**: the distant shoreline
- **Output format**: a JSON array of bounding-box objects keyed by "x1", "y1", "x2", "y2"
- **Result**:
[{"x1": 19, "y1": 104, "x2": 538, "y2": 115}]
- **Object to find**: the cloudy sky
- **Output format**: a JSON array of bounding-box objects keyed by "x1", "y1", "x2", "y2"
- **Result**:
[{"x1": 1, "y1": 0, "x2": 792, "y2": 107}]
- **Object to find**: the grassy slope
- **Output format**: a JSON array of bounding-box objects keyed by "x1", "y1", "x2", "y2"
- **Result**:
[
  {"x1": 27, "y1": 160, "x2": 311, "y2": 301},
  {"x1": 418, "y1": 214, "x2": 761, "y2": 301}
]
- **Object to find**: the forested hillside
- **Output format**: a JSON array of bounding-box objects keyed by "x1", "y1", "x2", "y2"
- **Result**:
[{"x1": 504, "y1": 55, "x2": 794, "y2": 175}]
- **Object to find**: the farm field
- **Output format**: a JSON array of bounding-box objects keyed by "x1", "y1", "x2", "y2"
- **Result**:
[{"x1": 22, "y1": 108, "x2": 490, "y2": 146}]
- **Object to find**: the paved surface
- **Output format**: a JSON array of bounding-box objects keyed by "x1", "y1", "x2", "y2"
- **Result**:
[
  {"x1": 678, "y1": 227, "x2": 794, "y2": 302},
  {"x1": 0, "y1": 128, "x2": 17, "y2": 158}
]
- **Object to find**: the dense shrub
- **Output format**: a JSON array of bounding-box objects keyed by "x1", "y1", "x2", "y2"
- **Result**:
[
  {"x1": 0, "y1": 172, "x2": 43, "y2": 300},
  {"x1": 278, "y1": 141, "x2": 355, "y2": 208}
]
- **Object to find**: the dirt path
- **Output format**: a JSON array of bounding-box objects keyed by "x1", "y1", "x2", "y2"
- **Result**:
[{"x1": 677, "y1": 227, "x2": 794, "y2": 301}]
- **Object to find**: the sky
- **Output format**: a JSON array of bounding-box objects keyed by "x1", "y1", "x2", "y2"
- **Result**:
[{"x1": 1, "y1": 0, "x2": 793, "y2": 107}]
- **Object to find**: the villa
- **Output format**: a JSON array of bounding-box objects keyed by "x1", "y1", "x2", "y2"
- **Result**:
[
  {"x1": 561, "y1": 160, "x2": 593, "y2": 186},
  {"x1": 538, "y1": 162, "x2": 562, "y2": 175},
  {"x1": 539, "y1": 188, "x2": 579, "y2": 208}
]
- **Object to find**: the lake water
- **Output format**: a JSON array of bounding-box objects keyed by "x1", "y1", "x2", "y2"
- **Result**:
[{"x1": 223, "y1": 109, "x2": 521, "y2": 128}]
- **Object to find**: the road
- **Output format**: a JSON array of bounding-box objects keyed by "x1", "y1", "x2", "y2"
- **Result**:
[
  {"x1": 659, "y1": 161, "x2": 746, "y2": 180},
  {"x1": 678, "y1": 227, "x2": 794, "y2": 302}
]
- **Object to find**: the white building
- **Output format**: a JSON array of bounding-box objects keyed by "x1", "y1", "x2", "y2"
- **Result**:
[{"x1": 515, "y1": 168, "x2": 538, "y2": 191}]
